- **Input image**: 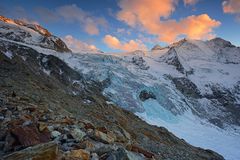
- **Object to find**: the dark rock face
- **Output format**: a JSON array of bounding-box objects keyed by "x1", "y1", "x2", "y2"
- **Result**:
[
  {"x1": 160, "y1": 47, "x2": 185, "y2": 74},
  {"x1": 210, "y1": 86, "x2": 236, "y2": 107},
  {"x1": 0, "y1": 39, "x2": 224, "y2": 160},
  {"x1": 131, "y1": 56, "x2": 150, "y2": 70},
  {"x1": 204, "y1": 85, "x2": 240, "y2": 126},
  {"x1": 139, "y1": 90, "x2": 156, "y2": 101},
  {"x1": 171, "y1": 77, "x2": 201, "y2": 98}
]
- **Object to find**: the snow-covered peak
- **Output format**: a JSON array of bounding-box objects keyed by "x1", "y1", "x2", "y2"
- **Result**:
[
  {"x1": 207, "y1": 37, "x2": 235, "y2": 48},
  {"x1": 0, "y1": 15, "x2": 71, "y2": 52},
  {"x1": 0, "y1": 15, "x2": 51, "y2": 37},
  {"x1": 151, "y1": 44, "x2": 164, "y2": 51}
]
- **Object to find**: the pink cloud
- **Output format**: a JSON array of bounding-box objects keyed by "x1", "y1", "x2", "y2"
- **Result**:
[
  {"x1": 223, "y1": 0, "x2": 240, "y2": 14},
  {"x1": 117, "y1": 0, "x2": 220, "y2": 43},
  {"x1": 103, "y1": 35, "x2": 147, "y2": 51},
  {"x1": 62, "y1": 35, "x2": 98, "y2": 53},
  {"x1": 223, "y1": 0, "x2": 240, "y2": 22},
  {"x1": 183, "y1": 0, "x2": 198, "y2": 6}
]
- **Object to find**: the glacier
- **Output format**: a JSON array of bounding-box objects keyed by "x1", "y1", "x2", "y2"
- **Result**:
[{"x1": 2, "y1": 37, "x2": 240, "y2": 160}]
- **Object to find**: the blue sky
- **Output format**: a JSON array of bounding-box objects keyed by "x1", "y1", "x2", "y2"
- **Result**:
[{"x1": 0, "y1": 0, "x2": 239, "y2": 52}]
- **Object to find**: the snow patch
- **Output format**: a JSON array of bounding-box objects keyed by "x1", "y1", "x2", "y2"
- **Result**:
[{"x1": 4, "y1": 51, "x2": 13, "y2": 59}]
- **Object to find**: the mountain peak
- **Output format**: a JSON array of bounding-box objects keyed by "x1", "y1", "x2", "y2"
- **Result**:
[
  {"x1": 207, "y1": 37, "x2": 235, "y2": 48},
  {"x1": 151, "y1": 44, "x2": 163, "y2": 51},
  {"x1": 0, "y1": 15, "x2": 51, "y2": 37},
  {"x1": 0, "y1": 15, "x2": 71, "y2": 52},
  {"x1": 170, "y1": 38, "x2": 188, "y2": 47}
]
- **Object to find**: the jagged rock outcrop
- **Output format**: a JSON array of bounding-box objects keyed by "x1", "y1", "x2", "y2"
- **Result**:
[
  {"x1": 139, "y1": 90, "x2": 156, "y2": 101},
  {"x1": 171, "y1": 77, "x2": 201, "y2": 98},
  {"x1": 131, "y1": 56, "x2": 150, "y2": 70},
  {"x1": 159, "y1": 47, "x2": 185, "y2": 73}
]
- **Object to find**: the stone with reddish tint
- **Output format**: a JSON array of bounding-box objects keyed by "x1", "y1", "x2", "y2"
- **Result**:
[
  {"x1": 129, "y1": 145, "x2": 155, "y2": 158},
  {"x1": 10, "y1": 124, "x2": 51, "y2": 147}
]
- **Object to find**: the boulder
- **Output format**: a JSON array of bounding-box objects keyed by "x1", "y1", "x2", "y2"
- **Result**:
[
  {"x1": 51, "y1": 131, "x2": 61, "y2": 139},
  {"x1": 3, "y1": 142, "x2": 58, "y2": 160},
  {"x1": 67, "y1": 149, "x2": 90, "y2": 160},
  {"x1": 92, "y1": 130, "x2": 115, "y2": 144},
  {"x1": 70, "y1": 128, "x2": 86, "y2": 141},
  {"x1": 10, "y1": 124, "x2": 51, "y2": 147}
]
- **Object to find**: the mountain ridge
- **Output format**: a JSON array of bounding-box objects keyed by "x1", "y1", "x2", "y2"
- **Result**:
[{"x1": 0, "y1": 15, "x2": 71, "y2": 52}]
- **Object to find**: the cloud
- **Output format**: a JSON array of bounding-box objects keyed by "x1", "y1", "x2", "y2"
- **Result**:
[
  {"x1": 183, "y1": 0, "x2": 198, "y2": 6},
  {"x1": 116, "y1": 28, "x2": 131, "y2": 35},
  {"x1": 1, "y1": 6, "x2": 39, "y2": 25},
  {"x1": 117, "y1": 0, "x2": 220, "y2": 43},
  {"x1": 103, "y1": 35, "x2": 147, "y2": 51},
  {"x1": 56, "y1": 4, "x2": 108, "y2": 35},
  {"x1": 19, "y1": 18, "x2": 39, "y2": 25},
  {"x1": 157, "y1": 14, "x2": 220, "y2": 42},
  {"x1": 223, "y1": 0, "x2": 240, "y2": 22},
  {"x1": 35, "y1": 7, "x2": 59, "y2": 23},
  {"x1": 35, "y1": 4, "x2": 108, "y2": 35},
  {"x1": 223, "y1": 0, "x2": 240, "y2": 14},
  {"x1": 62, "y1": 35, "x2": 98, "y2": 53}
]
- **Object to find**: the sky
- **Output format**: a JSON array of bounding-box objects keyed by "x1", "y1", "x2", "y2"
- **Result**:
[{"x1": 0, "y1": 0, "x2": 239, "y2": 52}]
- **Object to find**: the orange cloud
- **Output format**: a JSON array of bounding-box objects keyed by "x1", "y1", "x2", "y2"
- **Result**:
[
  {"x1": 84, "y1": 18, "x2": 99, "y2": 35},
  {"x1": 183, "y1": 0, "x2": 198, "y2": 6},
  {"x1": 103, "y1": 35, "x2": 147, "y2": 51},
  {"x1": 117, "y1": 0, "x2": 176, "y2": 27},
  {"x1": 117, "y1": 0, "x2": 220, "y2": 43},
  {"x1": 223, "y1": 0, "x2": 240, "y2": 14},
  {"x1": 62, "y1": 35, "x2": 98, "y2": 53}
]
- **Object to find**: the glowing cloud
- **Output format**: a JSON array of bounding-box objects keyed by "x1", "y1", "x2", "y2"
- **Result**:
[
  {"x1": 62, "y1": 35, "x2": 98, "y2": 53},
  {"x1": 117, "y1": 0, "x2": 220, "y2": 43},
  {"x1": 223, "y1": 0, "x2": 240, "y2": 14},
  {"x1": 103, "y1": 35, "x2": 147, "y2": 51},
  {"x1": 183, "y1": 0, "x2": 198, "y2": 6}
]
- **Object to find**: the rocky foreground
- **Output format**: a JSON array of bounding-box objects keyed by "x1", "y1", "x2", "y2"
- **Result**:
[{"x1": 0, "y1": 39, "x2": 224, "y2": 160}]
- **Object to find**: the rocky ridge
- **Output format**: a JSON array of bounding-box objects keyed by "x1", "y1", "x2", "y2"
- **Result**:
[{"x1": 0, "y1": 15, "x2": 71, "y2": 52}]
